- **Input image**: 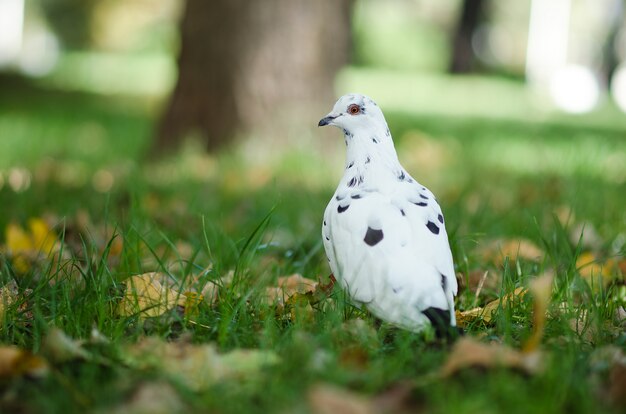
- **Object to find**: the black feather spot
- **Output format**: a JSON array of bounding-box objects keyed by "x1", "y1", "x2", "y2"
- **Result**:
[
  {"x1": 372, "y1": 137, "x2": 379, "y2": 144},
  {"x1": 385, "y1": 128, "x2": 390, "y2": 137},
  {"x1": 335, "y1": 194, "x2": 345, "y2": 201},
  {"x1": 426, "y1": 221, "x2": 440, "y2": 234},
  {"x1": 347, "y1": 177, "x2": 357, "y2": 187},
  {"x1": 337, "y1": 205, "x2": 349, "y2": 213},
  {"x1": 438, "y1": 214, "x2": 444, "y2": 223},
  {"x1": 347, "y1": 161, "x2": 354, "y2": 169},
  {"x1": 441, "y1": 274, "x2": 447, "y2": 291},
  {"x1": 365, "y1": 156, "x2": 371, "y2": 164},
  {"x1": 398, "y1": 171, "x2": 406, "y2": 181},
  {"x1": 420, "y1": 194, "x2": 428, "y2": 200},
  {"x1": 400, "y1": 209, "x2": 406, "y2": 216},
  {"x1": 413, "y1": 202, "x2": 427, "y2": 207},
  {"x1": 351, "y1": 194, "x2": 362, "y2": 199},
  {"x1": 323, "y1": 220, "x2": 326, "y2": 226},
  {"x1": 325, "y1": 236, "x2": 330, "y2": 241},
  {"x1": 364, "y1": 227, "x2": 384, "y2": 246},
  {"x1": 358, "y1": 176, "x2": 364, "y2": 185}
]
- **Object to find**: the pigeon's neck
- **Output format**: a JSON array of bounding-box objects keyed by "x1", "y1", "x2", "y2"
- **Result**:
[{"x1": 343, "y1": 125, "x2": 400, "y2": 171}]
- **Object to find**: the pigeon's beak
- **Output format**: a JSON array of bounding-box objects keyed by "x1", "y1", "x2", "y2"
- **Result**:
[{"x1": 318, "y1": 113, "x2": 339, "y2": 127}]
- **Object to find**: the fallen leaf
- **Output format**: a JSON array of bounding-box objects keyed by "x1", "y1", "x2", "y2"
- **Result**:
[
  {"x1": 576, "y1": 252, "x2": 618, "y2": 288},
  {"x1": 118, "y1": 273, "x2": 186, "y2": 319},
  {"x1": 265, "y1": 274, "x2": 318, "y2": 304},
  {"x1": 522, "y1": 272, "x2": 554, "y2": 353},
  {"x1": 455, "y1": 286, "x2": 527, "y2": 327},
  {"x1": 42, "y1": 328, "x2": 91, "y2": 363},
  {"x1": 0, "y1": 346, "x2": 49, "y2": 379},
  {"x1": 124, "y1": 337, "x2": 279, "y2": 391},
  {"x1": 440, "y1": 337, "x2": 542, "y2": 377},
  {"x1": 4, "y1": 219, "x2": 61, "y2": 273},
  {"x1": 0, "y1": 281, "x2": 19, "y2": 323},
  {"x1": 200, "y1": 270, "x2": 234, "y2": 306},
  {"x1": 478, "y1": 238, "x2": 543, "y2": 266},
  {"x1": 107, "y1": 381, "x2": 185, "y2": 414},
  {"x1": 372, "y1": 381, "x2": 422, "y2": 414},
  {"x1": 569, "y1": 222, "x2": 603, "y2": 251},
  {"x1": 457, "y1": 269, "x2": 500, "y2": 295},
  {"x1": 308, "y1": 383, "x2": 373, "y2": 414}
]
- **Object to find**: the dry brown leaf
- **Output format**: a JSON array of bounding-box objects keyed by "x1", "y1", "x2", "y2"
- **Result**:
[
  {"x1": 441, "y1": 337, "x2": 542, "y2": 377},
  {"x1": 0, "y1": 346, "x2": 49, "y2": 379},
  {"x1": 124, "y1": 337, "x2": 278, "y2": 391},
  {"x1": 118, "y1": 273, "x2": 186, "y2": 319},
  {"x1": 265, "y1": 274, "x2": 318, "y2": 304},
  {"x1": 455, "y1": 286, "x2": 527, "y2": 327},
  {"x1": 200, "y1": 271, "x2": 234, "y2": 306},
  {"x1": 372, "y1": 381, "x2": 419, "y2": 414},
  {"x1": 457, "y1": 269, "x2": 500, "y2": 294},
  {"x1": 42, "y1": 328, "x2": 90, "y2": 363},
  {"x1": 308, "y1": 383, "x2": 373, "y2": 414},
  {"x1": 0, "y1": 281, "x2": 19, "y2": 323},
  {"x1": 106, "y1": 381, "x2": 185, "y2": 414},
  {"x1": 478, "y1": 238, "x2": 544, "y2": 266},
  {"x1": 569, "y1": 222, "x2": 603, "y2": 251}
]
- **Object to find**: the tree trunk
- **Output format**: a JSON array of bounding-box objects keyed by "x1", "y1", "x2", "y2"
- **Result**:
[
  {"x1": 155, "y1": 0, "x2": 353, "y2": 154},
  {"x1": 449, "y1": 0, "x2": 486, "y2": 73}
]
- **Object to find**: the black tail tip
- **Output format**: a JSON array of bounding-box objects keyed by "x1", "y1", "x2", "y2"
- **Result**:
[{"x1": 422, "y1": 307, "x2": 463, "y2": 341}]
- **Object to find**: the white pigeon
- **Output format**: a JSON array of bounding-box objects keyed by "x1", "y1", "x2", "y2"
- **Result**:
[{"x1": 318, "y1": 93, "x2": 458, "y2": 335}]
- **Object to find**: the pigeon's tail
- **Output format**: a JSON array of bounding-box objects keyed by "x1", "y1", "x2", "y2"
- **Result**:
[{"x1": 421, "y1": 307, "x2": 464, "y2": 340}]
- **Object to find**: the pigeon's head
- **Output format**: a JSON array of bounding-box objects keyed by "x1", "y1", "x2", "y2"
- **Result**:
[{"x1": 318, "y1": 94, "x2": 387, "y2": 134}]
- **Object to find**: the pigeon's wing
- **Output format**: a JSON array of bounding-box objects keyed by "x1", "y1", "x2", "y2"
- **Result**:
[
  {"x1": 322, "y1": 203, "x2": 339, "y2": 279},
  {"x1": 324, "y1": 185, "x2": 456, "y2": 329},
  {"x1": 401, "y1": 182, "x2": 458, "y2": 324}
]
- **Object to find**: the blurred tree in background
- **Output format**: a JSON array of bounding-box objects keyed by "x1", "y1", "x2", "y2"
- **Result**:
[
  {"x1": 155, "y1": 0, "x2": 354, "y2": 153},
  {"x1": 40, "y1": 0, "x2": 99, "y2": 49},
  {"x1": 449, "y1": 0, "x2": 488, "y2": 73}
]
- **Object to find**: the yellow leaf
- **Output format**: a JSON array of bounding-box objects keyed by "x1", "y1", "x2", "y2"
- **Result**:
[
  {"x1": 118, "y1": 273, "x2": 186, "y2": 319},
  {"x1": 28, "y1": 218, "x2": 58, "y2": 255},
  {"x1": 576, "y1": 252, "x2": 616, "y2": 288},
  {"x1": 0, "y1": 346, "x2": 49, "y2": 379},
  {"x1": 522, "y1": 272, "x2": 554, "y2": 353},
  {"x1": 5, "y1": 223, "x2": 32, "y2": 253},
  {"x1": 4, "y1": 218, "x2": 60, "y2": 273},
  {"x1": 182, "y1": 291, "x2": 203, "y2": 319},
  {"x1": 5, "y1": 223, "x2": 33, "y2": 273}
]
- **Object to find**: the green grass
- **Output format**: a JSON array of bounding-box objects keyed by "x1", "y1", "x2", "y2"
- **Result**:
[{"x1": 0, "y1": 75, "x2": 624, "y2": 413}]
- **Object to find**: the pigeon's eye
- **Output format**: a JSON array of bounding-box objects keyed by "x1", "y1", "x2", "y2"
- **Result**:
[{"x1": 347, "y1": 104, "x2": 361, "y2": 115}]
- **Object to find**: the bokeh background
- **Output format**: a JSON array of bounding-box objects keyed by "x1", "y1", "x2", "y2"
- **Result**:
[
  {"x1": 0, "y1": 0, "x2": 625, "y2": 245},
  {"x1": 0, "y1": 3, "x2": 625, "y2": 412}
]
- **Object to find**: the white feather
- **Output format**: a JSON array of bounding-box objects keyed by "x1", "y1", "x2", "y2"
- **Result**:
[{"x1": 320, "y1": 94, "x2": 457, "y2": 332}]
